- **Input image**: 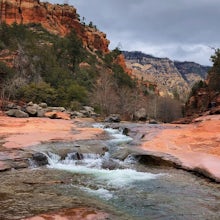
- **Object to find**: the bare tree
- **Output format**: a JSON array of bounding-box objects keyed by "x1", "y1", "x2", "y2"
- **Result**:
[{"x1": 90, "y1": 70, "x2": 119, "y2": 115}]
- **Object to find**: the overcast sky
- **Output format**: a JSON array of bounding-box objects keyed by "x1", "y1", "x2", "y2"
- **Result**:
[{"x1": 50, "y1": 0, "x2": 220, "y2": 65}]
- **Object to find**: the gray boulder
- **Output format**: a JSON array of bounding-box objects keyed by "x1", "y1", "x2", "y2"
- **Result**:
[
  {"x1": 39, "y1": 103, "x2": 48, "y2": 108},
  {"x1": 104, "y1": 114, "x2": 121, "y2": 123},
  {"x1": 32, "y1": 152, "x2": 48, "y2": 166},
  {"x1": 47, "y1": 107, "x2": 66, "y2": 112},
  {"x1": 26, "y1": 104, "x2": 40, "y2": 116},
  {"x1": 6, "y1": 109, "x2": 29, "y2": 118}
]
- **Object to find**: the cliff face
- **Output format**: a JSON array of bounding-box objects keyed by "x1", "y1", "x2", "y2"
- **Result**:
[
  {"x1": 174, "y1": 61, "x2": 209, "y2": 87},
  {"x1": 123, "y1": 51, "x2": 209, "y2": 101},
  {"x1": 0, "y1": 0, "x2": 109, "y2": 53}
]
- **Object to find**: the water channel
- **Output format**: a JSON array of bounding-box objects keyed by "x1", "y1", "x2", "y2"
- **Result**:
[{"x1": 0, "y1": 123, "x2": 220, "y2": 219}]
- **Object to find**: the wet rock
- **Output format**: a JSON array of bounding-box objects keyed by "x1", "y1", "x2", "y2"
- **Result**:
[
  {"x1": 101, "y1": 159, "x2": 119, "y2": 170},
  {"x1": 112, "y1": 148, "x2": 131, "y2": 160},
  {"x1": 32, "y1": 152, "x2": 48, "y2": 166},
  {"x1": 104, "y1": 114, "x2": 121, "y2": 123},
  {"x1": 6, "y1": 109, "x2": 29, "y2": 118},
  {"x1": 134, "y1": 154, "x2": 178, "y2": 167},
  {"x1": 69, "y1": 152, "x2": 84, "y2": 160},
  {"x1": 122, "y1": 127, "x2": 130, "y2": 136}
]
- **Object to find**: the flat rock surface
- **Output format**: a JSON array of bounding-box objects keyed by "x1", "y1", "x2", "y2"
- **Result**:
[
  {"x1": 140, "y1": 115, "x2": 220, "y2": 182},
  {"x1": 0, "y1": 116, "x2": 104, "y2": 149}
]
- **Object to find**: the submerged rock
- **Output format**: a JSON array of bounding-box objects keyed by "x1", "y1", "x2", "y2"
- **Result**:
[{"x1": 32, "y1": 152, "x2": 48, "y2": 166}]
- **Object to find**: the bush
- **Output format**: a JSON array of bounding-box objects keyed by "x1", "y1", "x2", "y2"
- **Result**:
[
  {"x1": 189, "y1": 80, "x2": 207, "y2": 97},
  {"x1": 18, "y1": 82, "x2": 57, "y2": 105}
]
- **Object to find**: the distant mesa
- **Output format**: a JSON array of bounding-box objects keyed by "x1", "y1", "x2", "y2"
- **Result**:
[{"x1": 123, "y1": 51, "x2": 210, "y2": 101}]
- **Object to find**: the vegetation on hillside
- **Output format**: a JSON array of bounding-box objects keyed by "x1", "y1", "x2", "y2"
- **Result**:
[
  {"x1": 208, "y1": 49, "x2": 220, "y2": 92},
  {"x1": 0, "y1": 23, "x2": 183, "y2": 122}
]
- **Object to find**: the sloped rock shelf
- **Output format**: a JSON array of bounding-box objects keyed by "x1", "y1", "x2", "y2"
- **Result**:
[{"x1": 0, "y1": 124, "x2": 220, "y2": 219}]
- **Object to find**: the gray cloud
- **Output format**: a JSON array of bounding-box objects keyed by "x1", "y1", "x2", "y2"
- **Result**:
[{"x1": 50, "y1": 0, "x2": 220, "y2": 65}]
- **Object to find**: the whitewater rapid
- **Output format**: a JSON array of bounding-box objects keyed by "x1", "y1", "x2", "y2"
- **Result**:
[{"x1": 46, "y1": 124, "x2": 163, "y2": 199}]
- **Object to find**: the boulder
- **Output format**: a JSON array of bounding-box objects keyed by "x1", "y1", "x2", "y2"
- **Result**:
[
  {"x1": 133, "y1": 108, "x2": 147, "y2": 121},
  {"x1": 83, "y1": 106, "x2": 94, "y2": 113},
  {"x1": 149, "y1": 119, "x2": 158, "y2": 124},
  {"x1": 32, "y1": 152, "x2": 48, "y2": 166},
  {"x1": 70, "y1": 111, "x2": 85, "y2": 118},
  {"x1": 26, "y1": 104, "x2": 40, "y2": 116},
  {"x1": 39, "y1": 102, "x2": 48, "y2": 108},
  {"x1": 6, "y1": 103, "x2": 20, "y2": 110},
  {"x1": 44, "y1": 111, "x2": 70, "y2": 120},
  {"x1": 68, "y1": 152, "x2": 84, "y2": 160},
  {"x1": 27, "y1": 101, "x2": 34, "y2": 106},
  {"x1": 6, "y1": 109, "x2": 29, "y2": 118},
  {"x1": 101, "y1": 159, "x2": 119, "y2": 170},
  {"x1": 46, "y1": 107, "x2": 66, "y2": 112},
  {"x1": 104, "y1": 114, "x2": 121, "y2": 123},
  {"x1": 37, "y1": 109, "x2": 46, "y2": 117}
]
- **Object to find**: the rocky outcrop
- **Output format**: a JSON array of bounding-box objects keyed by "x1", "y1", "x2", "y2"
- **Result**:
[
  {"x1": 0, "y1": 0, "x2": 109, "y2": 53},
  {"x1": 174, "y1": 61, "x2": 209, "y2": 87},
  {"x1": 4, "y1": 101, "x2": 98, "y2": 119},
  {"x1": 123, "y1": 51, "x2": 210, "y2": 101}
]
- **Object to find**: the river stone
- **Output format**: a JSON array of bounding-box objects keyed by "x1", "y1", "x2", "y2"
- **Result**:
[
  {"x1": 26, "y1": 104, "x2": 40, "y2": 116},
  {"x1": 69, "y1": 152, "x2": 84, "y2": 160},
  {"x1": 71, "y1": 111, "x2": 85, "y2": 118},
  {"x1": 47, "y1": 107, "x2": 66, "y2": 112},
  {"x1": 112, "y1": 148, "x2": 131, "y2": 160},
  {"x1": 37, "y1": 109, "x2": 46, "y2": 117},
  {"x1": 6, "y1": 109, "x2": 29, "y2": 118},
  {"x1": 39, "y1": 102, "x2": 48, "y2": 108},
  {"x1": 104, "y1": 114, "x2": 121, "y2": 123},
  {"x1": 101, "y1": 159, "x2": 119, "y2": 170},
  {"x1": 32, "y1": 152, "x2": 48, "y2": 166}
]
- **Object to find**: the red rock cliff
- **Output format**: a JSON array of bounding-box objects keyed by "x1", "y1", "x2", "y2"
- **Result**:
[{"x1": 0, "y1": 0, "x2": 109, "y2": 53}]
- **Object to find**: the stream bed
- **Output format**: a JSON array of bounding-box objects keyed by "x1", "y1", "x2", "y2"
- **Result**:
[{"x1": 0, "y1": 124, "x2": 220, "y2": 219}]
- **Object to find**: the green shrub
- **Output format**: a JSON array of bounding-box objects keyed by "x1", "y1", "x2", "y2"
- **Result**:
[{"x1": 18, "y1": 82, "x2": 57, "y2": 105}]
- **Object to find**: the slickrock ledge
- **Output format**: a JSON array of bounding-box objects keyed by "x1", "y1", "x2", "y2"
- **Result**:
[{"x1": 140, "y1": 115, "x2": 220, "y2": 182}]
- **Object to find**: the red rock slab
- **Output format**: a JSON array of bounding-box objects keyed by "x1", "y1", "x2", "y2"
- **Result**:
[
  {"x1": 141, "y1": 115, "x2": 220, "y2": 182},
  {"x1": 23, "y1": 207, "x2": 109, "y2": 220},
  {"x1": 44, "y1": 112, "x2": 71, "y2": 120},
  {"x1": 0, "y1": 116, "x2": 103, "y2": 149}
]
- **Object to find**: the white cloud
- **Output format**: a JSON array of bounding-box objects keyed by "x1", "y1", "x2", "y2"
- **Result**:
[{"x1": 49, "y1": 0, "x2": 220, "y2": 65}]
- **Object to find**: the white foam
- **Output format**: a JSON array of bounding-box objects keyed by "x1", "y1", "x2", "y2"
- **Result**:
[
  {"x1": 48, "y1": 160, "x2": 161, "y2": 187},
  {"x1": 80, "y1": 186, "x2": 113, "y2": 200}
]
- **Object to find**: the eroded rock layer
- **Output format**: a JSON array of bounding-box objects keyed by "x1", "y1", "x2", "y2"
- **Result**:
[{"x1": 0, "y1": 0, "x2": 109, "y2": 53}]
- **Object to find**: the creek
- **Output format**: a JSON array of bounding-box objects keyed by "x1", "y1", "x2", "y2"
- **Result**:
[{"x1": 0, "y1": 123, "x2": 220, "y2": 220}]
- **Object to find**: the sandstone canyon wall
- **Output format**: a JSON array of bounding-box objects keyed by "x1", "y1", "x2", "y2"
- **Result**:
[
  {"x1": 123, "y1": 51, "x2": 210, "y2": 101},
  {"x1": 0, "y1": 0, "x2": 109, "y2": 53}
]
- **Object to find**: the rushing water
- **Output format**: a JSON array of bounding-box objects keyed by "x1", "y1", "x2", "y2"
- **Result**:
[{"x1": 43, "y1": 124, "x2": 220, "y2": 220}]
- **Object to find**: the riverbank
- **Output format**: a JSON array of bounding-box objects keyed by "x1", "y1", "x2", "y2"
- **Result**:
[
  {"x1": 0, "y1": 114, "x2": 220, "y2": 181},
  {"x1": 140, "y1": 115, "x2": 220, "y2": 182},
  {"x1": 0, "y1": 114, "x2": 220, "y2": 219}
]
